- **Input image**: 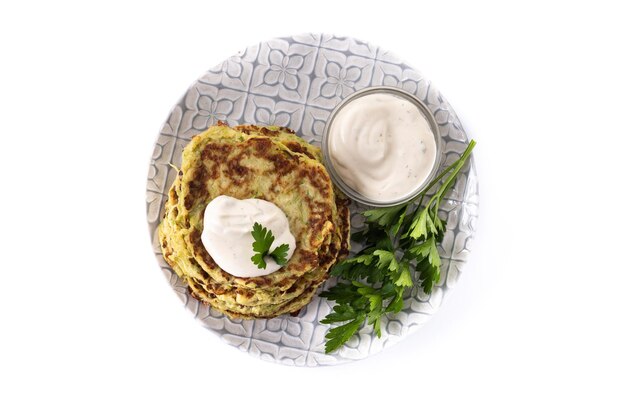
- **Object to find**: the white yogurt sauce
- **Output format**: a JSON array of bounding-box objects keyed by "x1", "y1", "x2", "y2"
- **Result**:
[
  {"x1": 201, "y1": 195, "x2": 296, "y2": 278},
  {"x1": 327, "y1": 92, "x2": 437, "y2": 203}
]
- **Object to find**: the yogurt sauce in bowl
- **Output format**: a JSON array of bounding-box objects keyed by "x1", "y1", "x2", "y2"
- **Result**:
[{"x1": 322, "y1": 87, "x2": 441, "y2": 206}]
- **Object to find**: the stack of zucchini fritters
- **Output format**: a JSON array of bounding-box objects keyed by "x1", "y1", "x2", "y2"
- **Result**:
[{"x1": 159, "y1": 123, "x2": 350, "y2": 319}]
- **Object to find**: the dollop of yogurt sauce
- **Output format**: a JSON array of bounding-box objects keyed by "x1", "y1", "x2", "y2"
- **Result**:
[
  {"x1": 328, "y1": 93, "x2": 437, "y2": 203},
  {"x1": 201, "y1": 195, "x2": 296, "y2": 278}
]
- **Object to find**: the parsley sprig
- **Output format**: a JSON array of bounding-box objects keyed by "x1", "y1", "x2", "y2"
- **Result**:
[
  {"x1": 321, "y1": 140, "x2": 476, "y2": 353},
  {"x1": 251, "y1": 222, "x2": 290, "y2": 269}
]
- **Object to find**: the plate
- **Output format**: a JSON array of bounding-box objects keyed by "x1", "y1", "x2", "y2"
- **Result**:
[{"x1": 146, "y1": 33, "x2": 478, "y2": 366}]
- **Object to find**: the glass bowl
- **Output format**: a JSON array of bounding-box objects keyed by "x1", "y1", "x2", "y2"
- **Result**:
[{"x1": 321, "y1": 86, "x2": 442, "y2": 207}]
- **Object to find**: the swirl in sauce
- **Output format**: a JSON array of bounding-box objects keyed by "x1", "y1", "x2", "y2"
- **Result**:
[{"x1": 328, "y1": 93, "x2": 437, "y2": 203}]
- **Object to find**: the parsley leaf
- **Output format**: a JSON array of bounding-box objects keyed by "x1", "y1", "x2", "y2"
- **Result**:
[
  {"x1": 394, "y1": 261, "x2": 413, "y2": 287},
  {"x1": 251, "y1": 222, "x2": 274, "y2": 256},
  {"x1": 363, "y1": 204, "x2": 407, "y2": 228},
  {"x1": 251, "y1": 252, "x2": 267, "y2": 269},
  {"x1": 270, "y1": 243, "x2": 290, "y2": 265},
  {"x1": 250, "y1": 222, "x2": 290, "y2": 269},
  {"x1": 321, "y1": 140, "x2": 476, "y2": 353},
  {"x1": 323, "y1": 314, "x2": 366, "y2": 354}
]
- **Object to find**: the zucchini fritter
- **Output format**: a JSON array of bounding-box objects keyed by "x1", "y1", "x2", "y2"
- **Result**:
[{"x1": 158, "y1": 123, "x2": 349, "y2": 318}]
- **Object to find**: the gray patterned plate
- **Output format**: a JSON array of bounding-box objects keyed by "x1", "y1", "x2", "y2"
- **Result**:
[{"x1": 146, "y1": 33, "x2": 478, "y2": 366}]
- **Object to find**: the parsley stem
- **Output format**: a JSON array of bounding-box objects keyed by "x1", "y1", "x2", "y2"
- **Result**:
[
  {"x1": 412, "y1": 144, "x2": 468, "y2": 213},
  {"x1": 417, "y1": 140, "x2": 476, "y2": 206},
  {"x1": 434, "y1": 140, "x2": 476, "y2": 202},
  {"x1": 416, "y1": 160, "x2": 458, "y2": 202}
]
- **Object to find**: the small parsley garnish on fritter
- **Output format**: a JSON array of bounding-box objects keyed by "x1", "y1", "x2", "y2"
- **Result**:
[
  {"x1": 321, "y1": 140, "x2": 476, "y2": 353},
  {"x1": 251, "y1": 222, "x2": 290, "y2": 269}
]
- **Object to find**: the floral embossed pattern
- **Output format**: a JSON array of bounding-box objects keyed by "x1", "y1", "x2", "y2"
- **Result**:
[{"x1": 146, "y1": 34, "x2": 478, "y2": 366}]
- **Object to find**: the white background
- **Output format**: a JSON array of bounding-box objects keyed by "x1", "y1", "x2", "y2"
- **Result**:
[{"x1": 1, "y1": 1, "x2": 624, "y2": 416}]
